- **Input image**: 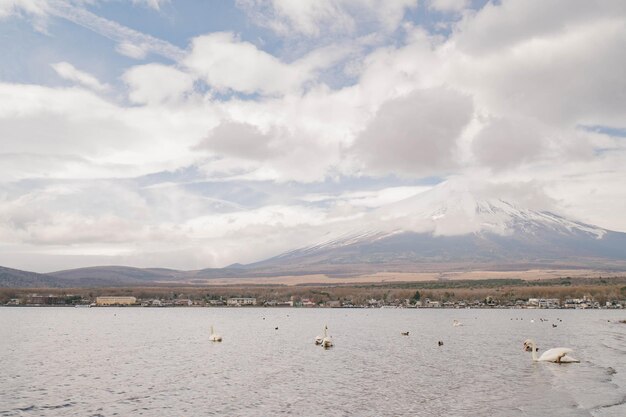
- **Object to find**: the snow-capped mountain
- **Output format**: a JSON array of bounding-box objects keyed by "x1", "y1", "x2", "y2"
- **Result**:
[
  {"x1": 247, "y1": 181, "x2": 626, "y2": 274},
  {"x1": 4, "y1": 181, "x2": 625, "y2": 287}
]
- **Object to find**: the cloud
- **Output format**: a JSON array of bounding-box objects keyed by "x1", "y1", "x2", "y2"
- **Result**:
[
  {"x1": 427, "y1": 0, "x2": 468, "y2": 13},
  {"x1": 123, "y1": 63, "x2": 194, "y2": 104},
  {"x1": 452, "y1": 0, "x2": 626, "y2": 55},
  {"x1": 198, "y1": 121, "x2": 278, "y2": 160},
  {"x1": 0, "y1": 0, "x2": 48, "y2": 19},
  {"x1": 302, "y1": 185, "x2": 433, "y2": 207},
  {"x1": 51, "y1": 61, "x2": 109, "y2": 91},
  {"x1": 237, "y1": 0, "x2": 417, "y2": 37},
  {"x1": 0, "y1": 82, "x2": 214, "y2": 180},
  {"x1": 47, "y1": 1, "x2": 184, "y2": 61},
  {"x1": 352, "y1": 88, "x2": 473, "y2": 176},
  {"x1": 131, "y1": 0, "x2": 168, "y2": 10},
  {"x1": 470, "y1": 117, "x2": 545, "y2": 171},
  {"x1": 185, "y1": 32, "x2": 329, "y2": 95}
]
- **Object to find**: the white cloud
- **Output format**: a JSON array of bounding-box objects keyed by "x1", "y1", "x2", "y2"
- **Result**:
[
  {"x1": 51, "y1": 61, "x2": 109, "y2": 91},
  {"x1": 0, "y1": 82, "x2": 214, "y2": 180},
  {"x1": 184, "y1": 32, "x2": 332, "y2": 95},
  {"x1": 0, "y1": 0, "x2": 48, "y2": 18},
  {"x1": 123, "y1": 63, "x2": 194, "y2": 105},
  {"x1": 47, "y1": 0, "x2": 184, "y2": 61},
  {"x1": 450, "y1": 18, "x2": 626, "y2": 127},
  {"x1": 427, "y1": 0, "x2": 468, "y2": 13},
  {"x1": 115, "y1": 42, "x2": 148, "y2": 59},
  {"x1": 302, "y1": 185, "x2": 433, "y2": 207},
  {"x1": 238, "y1": 0, "x2": 417, "y2": 37},
  {"x1": 131, "y1": 0, "x2": 167, "y2": 10}
]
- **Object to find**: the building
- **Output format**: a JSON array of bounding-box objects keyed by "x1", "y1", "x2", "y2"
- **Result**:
[
  {"x1": 227, "y1": 297, "x2": 256, "y2": 306},
  {"x1": 25, "y1": 294, "x2": 65, "y2": 305},
  {"x1": 95, "y1": 296, "x2": 137, "y2": 306}
]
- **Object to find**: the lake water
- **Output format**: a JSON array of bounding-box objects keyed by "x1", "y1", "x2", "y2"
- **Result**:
[{"x1": 1, "y1": 307, "x2": 625, "y2": 416}]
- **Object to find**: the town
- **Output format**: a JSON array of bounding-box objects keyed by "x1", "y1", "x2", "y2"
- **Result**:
[{"x1": 3, "y1": 293, "x2": 624, "y2": 309}]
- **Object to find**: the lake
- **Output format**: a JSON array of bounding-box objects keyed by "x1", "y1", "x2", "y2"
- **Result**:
[{"x1": 1, "y1": 307, "x2": 625, "y2": 416}]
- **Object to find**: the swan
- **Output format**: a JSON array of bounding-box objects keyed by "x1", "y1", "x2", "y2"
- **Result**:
[
  {"x1": 314, "y1": 325, "x2": 326, "y2": 345},
  {"x1": 319, "y1": 325, "x2": 333, "y2": 348},
  {"x1": 209, "y1": 325, "x2": 222, "y2": 342},
  {"x1": 452, "y1": 320, "x2": 461, "y2": 327},
  {"x1": 523, "y1": 339, "x2": 579, "y2": 363}
]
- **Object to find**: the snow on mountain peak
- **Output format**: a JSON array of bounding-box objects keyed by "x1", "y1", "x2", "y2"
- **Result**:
[{"x1": 371, "y1": 180, "x2": 607, "y2": 239}]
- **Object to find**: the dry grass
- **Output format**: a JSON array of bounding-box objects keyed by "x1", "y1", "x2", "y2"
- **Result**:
[{"x1": 174, "y1": 269, "x2": 620, "y2": 286}]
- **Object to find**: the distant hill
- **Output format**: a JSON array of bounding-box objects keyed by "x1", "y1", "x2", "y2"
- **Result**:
[
  {"x1": 0, "y1": 266, "x2": 71, "y2": 288},
  {"x1": 48, "y1": 266, "x2": 185, "y2": 286}
]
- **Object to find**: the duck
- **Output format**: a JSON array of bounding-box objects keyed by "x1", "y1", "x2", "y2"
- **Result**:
[
  {"x1": 401, "y1": 331, "x2": 409, "y2": 336},
  {"x1": 438, "y1": 341, "x2": 444, "y2": 346},
  {"x1": 523, "y1": 339, "x2": 579, "y2": 363},
  {"x1": 209, "y1": 325, "x2": 222, "y2": 342}
]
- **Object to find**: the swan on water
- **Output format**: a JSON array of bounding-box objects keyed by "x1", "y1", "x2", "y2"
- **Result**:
[
  {"x1": 523, "y1": 339, "x2": 579, "y2": 363},
  {"x1": 315, "y1": 325, "x2": 326, "y2": 345},
  {"x1": 209, "y1": 325, "x2": 222, "y2": 342},
  {"x1": 318, "y1": 325, "x2": 333, "y2": 348},
  {"x1": 452, "y1": 320, "x2": 461, "y2": 327}
]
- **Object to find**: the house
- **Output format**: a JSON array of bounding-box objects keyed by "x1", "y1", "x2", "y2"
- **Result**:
[
  {"x1": 227, "y1": 297, "x2": 256, "y2": 306},
  {"x1": 301, "y1": 298, "x2": 316, "y2": 307}
]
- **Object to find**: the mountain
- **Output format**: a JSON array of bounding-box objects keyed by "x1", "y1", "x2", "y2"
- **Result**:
[
  {"x1": 48, "y1": 266, "x2": 186, "y2": 286},
  {"x1": 0, "y1": 266, "x2": 72, "y2": 288},
  {"x1": 243, "y1": 182, "x2": 626, "y2": 275},
  {"x1": 2, "y1": 181, "x2": 626, "y2": 287}
]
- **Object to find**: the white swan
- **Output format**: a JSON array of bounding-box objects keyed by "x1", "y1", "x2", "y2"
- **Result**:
[
  {"x1": 452, "y1": 320, "x2": 461, "y2": 327},
  {"x1": 209, "y1": 325, "x2": 222, "y2": 342},
  {"x1": 320, "y1": 325, "x2": 333, "y2": 348},
  {"x1": 314, "y1": 325, "x2": 325, "y2": 345},
  {"x1": 523, "y1": 339, "x2": 579, "y2": 363}
]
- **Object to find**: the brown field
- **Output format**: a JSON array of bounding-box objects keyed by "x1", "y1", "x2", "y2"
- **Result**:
[{"x1": 176, "y1": 269, "x2": 619, "y2": 286}]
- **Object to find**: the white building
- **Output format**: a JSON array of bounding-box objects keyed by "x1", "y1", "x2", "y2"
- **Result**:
[
  {"x1": 227, "y1": 297, "x2": 256, "y2": 306},
  {"x1": 96, "y1": 296, "x2": 137, "y2": 306}
]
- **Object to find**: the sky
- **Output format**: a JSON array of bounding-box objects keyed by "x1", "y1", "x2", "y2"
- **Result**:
[{"x1": 1, "y1": 0, "x2": 625, "y2": 272}]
